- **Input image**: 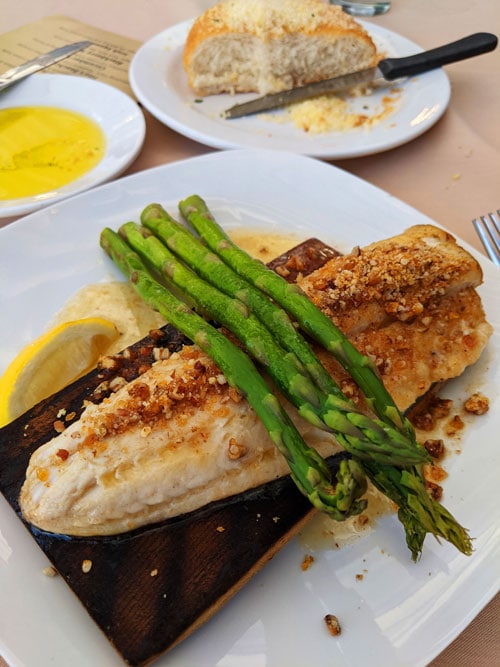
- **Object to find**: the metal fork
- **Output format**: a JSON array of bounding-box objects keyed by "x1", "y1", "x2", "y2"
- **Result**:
[{"x1": 472, "y1": 210, "x2": 500, "y2": 266}]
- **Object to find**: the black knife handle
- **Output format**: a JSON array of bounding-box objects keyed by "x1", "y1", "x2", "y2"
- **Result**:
[{"x1": 378, "y1": 32, "x2": 498, "y2": 80}]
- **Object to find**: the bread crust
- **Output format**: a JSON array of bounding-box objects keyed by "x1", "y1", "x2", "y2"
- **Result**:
[{"x1": 183, "y1": 0, "x2": 378, "y2": 95}]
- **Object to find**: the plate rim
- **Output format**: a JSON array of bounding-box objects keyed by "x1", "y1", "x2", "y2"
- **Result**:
[
  {"x1": 0, "y1": 148, "x2": 498, "y2": 667},
  {"x1": 129, "y1": 20, "x2": 451, "y2": 159}
]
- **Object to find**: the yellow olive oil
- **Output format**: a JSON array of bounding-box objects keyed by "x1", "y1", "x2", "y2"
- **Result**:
[{"x1": 0, "y1": 105, "x2": 106, "y2": 200}]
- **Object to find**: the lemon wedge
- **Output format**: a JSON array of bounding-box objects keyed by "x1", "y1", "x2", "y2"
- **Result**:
[{"x1": 0, "y1": 317, "x2": 120, "y2": 427}]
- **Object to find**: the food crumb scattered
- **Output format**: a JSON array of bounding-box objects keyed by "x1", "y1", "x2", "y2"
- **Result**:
[
  {"x1": 216, "y1": 525, "x2": 225, "y2": 532},
  {"x1": 423, "y1": 463, "x2": 448, "y2": 485},
  {"x1": 82, "y1": 559, "x2": 92, "y2": 573},
  {"x1": 445, "y1": 414, "x2": 465, "y2": 437},
  {"x1": 463, "y1": 392, "x2": 489, "y2": 415},
  {"x1": 150, "y1": 569, "x2": 158, "y2": 577},
  {"x1": 42, "y1": 566, "x2": 57, "y2": 577},
  {"x1": 355, "y1": 573, "x2": 364, "y2": 581},
  {"x1": 53, "y1": 419, "x2": 66, "y2": 433},
  {"x1": 301, "y1": 554, "x2": 315, "y2": 571},
  {"x1": 324, "y1": 613, "x2": 341, "y2": 636},
  {"x1": 423, "y1": 438, "x2": 445, "y2": 460}
]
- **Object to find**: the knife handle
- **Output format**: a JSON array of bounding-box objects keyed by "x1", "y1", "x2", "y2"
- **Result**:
[{"x1": 378, "y1": 32, "x2": 498, "y2": 80}]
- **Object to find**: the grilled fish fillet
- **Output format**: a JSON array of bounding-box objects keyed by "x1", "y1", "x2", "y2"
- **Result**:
[
  {"x1": 299, "y1": 225, "x2": 493, "y2": 410},
  {"x1": 19, "y1": 225, "x2": 493, "y2": 536},
  {"x1": 19, "y1": 346, "x2": 338, "y2": 536}
]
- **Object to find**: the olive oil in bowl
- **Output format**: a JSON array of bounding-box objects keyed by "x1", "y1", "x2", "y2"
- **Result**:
[{"x1": 0, "y1": 105, "x2": 106, "y2": 200}]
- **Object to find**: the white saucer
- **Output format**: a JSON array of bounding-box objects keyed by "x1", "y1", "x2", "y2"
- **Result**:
[
  {"x1": 129, "y1": 20, "x2": 450, "y2": 159},
  {"x1": 0, "y1": 73, "x2": 145, "y2": 217}
]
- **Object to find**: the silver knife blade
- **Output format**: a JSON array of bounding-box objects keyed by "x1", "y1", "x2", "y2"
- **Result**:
[
  {"x1": 224, "y1": 67, "x2": 380, "y2": 119},
  {"x1": 224, "y1": 31, "x2": 498, "y2": 119},
  {"x1": 0, "y1": 41, "x2": 92, "y2": 92}
]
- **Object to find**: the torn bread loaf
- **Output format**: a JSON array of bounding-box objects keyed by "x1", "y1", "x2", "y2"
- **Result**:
[
  {"x1": 19, "y1": 225, "x2": 492, "y2": 536},
  {"x1": 183, "y1": 0, "x2": 378, "y2": 95}
]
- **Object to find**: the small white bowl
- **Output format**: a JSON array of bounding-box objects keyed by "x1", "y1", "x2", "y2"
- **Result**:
[{"x1": 0, "y1": 73, "x2": 146, "y2": 217}]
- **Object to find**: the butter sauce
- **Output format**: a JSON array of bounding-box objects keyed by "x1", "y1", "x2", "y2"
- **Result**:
[{"x1": 0, "y1": 105, "x2": 105, "y2": 200}]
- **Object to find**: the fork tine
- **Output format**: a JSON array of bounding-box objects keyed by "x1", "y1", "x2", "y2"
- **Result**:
[{"x1": 472, "y1": 211, "x2": 500, "y2": 267}]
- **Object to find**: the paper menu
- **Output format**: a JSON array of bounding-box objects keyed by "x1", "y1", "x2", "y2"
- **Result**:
[{"x1": 0, "y1": 15, "x2": 140, "y2": 97}]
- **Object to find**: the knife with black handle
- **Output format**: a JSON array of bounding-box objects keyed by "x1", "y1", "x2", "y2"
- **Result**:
[{"x1": 224, "y1": 32, "x2": 497, "y2": 119}]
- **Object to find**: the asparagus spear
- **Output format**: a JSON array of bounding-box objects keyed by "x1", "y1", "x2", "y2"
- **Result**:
[
  {"x1": 100, "y1": 227, "x2": 368, "y2": 520},
  {"x1": 120, "y1": 220, "x2": 429, "y2": 468},
  {"x1": 175, "y1": 196, "x2": 472, "y2": 560},
  {"x1": 139, "y1": 205, "x2": 432, "y2": 465},
  {"x1": 179, "y1": 195, "x2": 415, "y2": 443},
  {"x1": 141, "y1": 202, "x2": 339, "y2": 397}
]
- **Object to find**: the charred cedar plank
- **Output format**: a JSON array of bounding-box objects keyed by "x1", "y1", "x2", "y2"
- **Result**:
[{"x1": 0, "y1": 238, "x2": 345, "y2": 666}]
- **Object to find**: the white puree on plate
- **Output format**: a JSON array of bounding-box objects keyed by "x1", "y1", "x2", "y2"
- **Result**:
[
  {"x1": 52, "y1": 229, "x2": 394, "y2": 548},
  {"x1": 51, "y1": 230, "x2": 300, "y2": 353}
]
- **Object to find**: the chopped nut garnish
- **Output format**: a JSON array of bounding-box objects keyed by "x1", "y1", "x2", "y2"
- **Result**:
[
  {"x1": 216, "y1": 526, "x2": 225, "y2": 533},
  {"x1": 81, "y1": 559, "x2": 92, "y2": 573},
  {"x1": 410, "y1": 397, "x2": 453, "y2": 431},
  {"x1": 98, "y1": 355, "x2": 120, "y2": 370},
  {"x1": 424, "y1": 438, "x2": 445, "y2": 460},
  {"x1": 423, "y1": 463, "x2": 448, "y2": 484},
  {"x1": 426, "y1": 481, "x2": 443, "y2": 501},
  {"x1": 53, "y1": 420, "x2": 66, "y2": 433},
  {"x1": 150, "y1": 569, "x2": 158, "y2": 577},
  {"x1": 445, "y1": 414, "x2": 465, "y2": 436},
  {"x1": 276, "y1": 264, "x2": 291, "y2": 277},
  {"x1": 301, "y1": 554, "x2": 315, "y2": 571},
  {"x1": 109, "y1": 376, "x2": 127, "y2": 393},
  {"x1": 324, "y1": 614, "x2": 341, "y2": 636},
  {"x1": 227, "y1": 437, "x2": 247, "y2": 460},
  {"x1": 463, "y1": 392, "x2": 489, "y2": 415},
  {"x1": 153, "y1": 347, "x2": 171, "y2": 361}
]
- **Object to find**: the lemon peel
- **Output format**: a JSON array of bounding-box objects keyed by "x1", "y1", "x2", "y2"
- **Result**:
[{"x1": 0, "y1": 317, "x2": 119, "y2": 427}]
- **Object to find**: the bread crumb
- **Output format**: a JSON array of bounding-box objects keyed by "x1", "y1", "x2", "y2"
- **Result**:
[{"x1": 42, "y1": 566, "x2": 57, "y2": 577}]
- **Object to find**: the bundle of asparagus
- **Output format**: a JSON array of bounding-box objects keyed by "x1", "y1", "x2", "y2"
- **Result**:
[{"x1": 100, "y1": 196, "x2": 472, "y2": 561}]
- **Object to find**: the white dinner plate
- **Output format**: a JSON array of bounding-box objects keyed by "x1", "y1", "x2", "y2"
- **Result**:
[
  {"x1": 0, "y1": 73, "x2": 145, "y2": 217},
  {"x1": 129, "y1": 20, "x2": 450, "y2": 159},
  {"x1": 0, "y1": 149, "x2": 498, "y2": 667}
]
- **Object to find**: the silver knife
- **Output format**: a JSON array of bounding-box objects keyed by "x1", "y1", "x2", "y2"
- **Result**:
[
  {"x1": 0, "y1": 41, "x2": 92, "y2": 92},
  {"x1": 224, "y1": 32, "x2": 497, "y2": 119}
]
